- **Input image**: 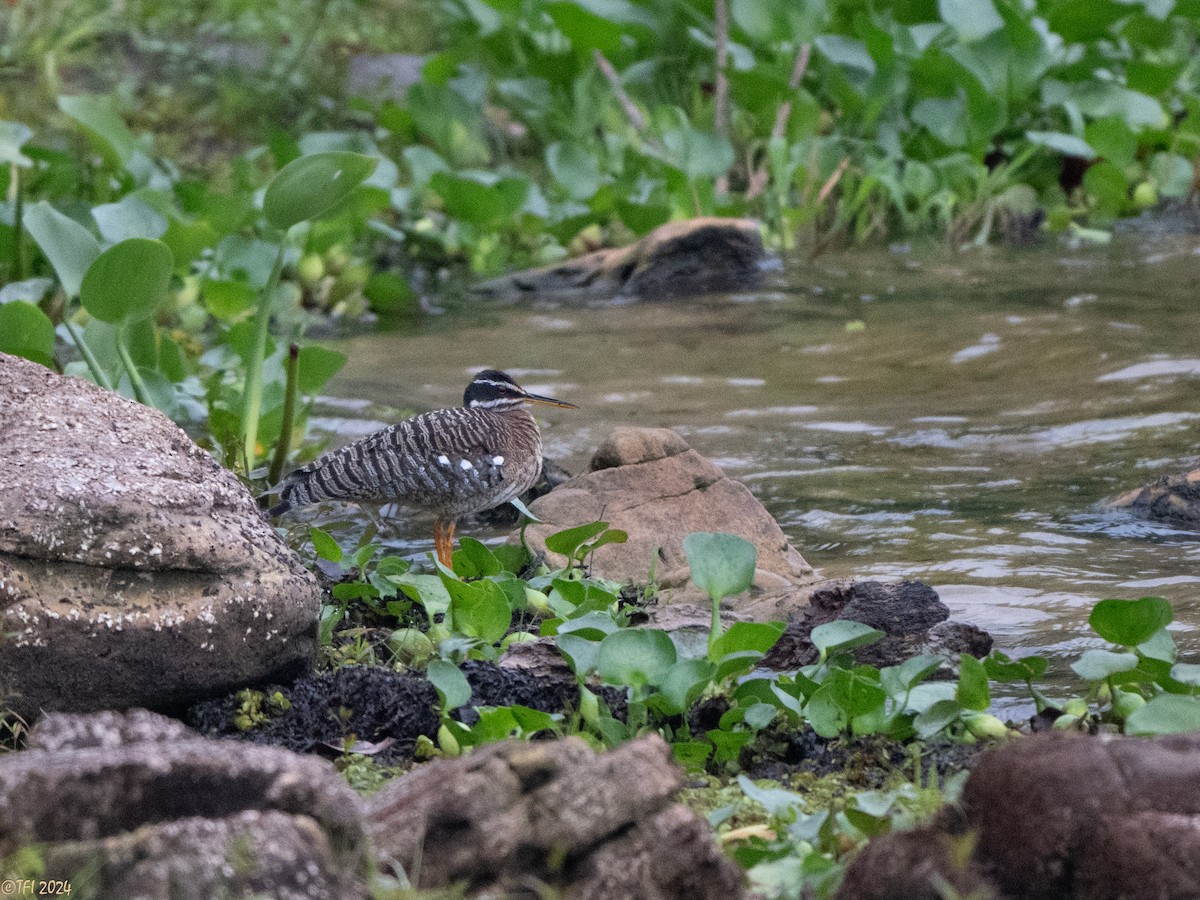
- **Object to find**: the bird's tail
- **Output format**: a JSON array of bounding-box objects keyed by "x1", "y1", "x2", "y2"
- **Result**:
[{"x1": 262, "y1": 473, "x2": 312, "y2": 519}]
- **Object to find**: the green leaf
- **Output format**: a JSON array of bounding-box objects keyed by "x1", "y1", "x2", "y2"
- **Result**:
[
  {"x1": 885, "y1": 654, "x2": 944, "y2": 693},
  {"x1": 92, "y1": 196, "x2": 169, "y2": 243},
  {"x1": 545, "y1": 521, "x2": 610, "y2": 558},
  {"x1": 912, "y1": 96, "x2": 968, "y2": 148},
  {"x1": 0, "y1": 301, "x2": 56, "y2": 368},
  {"x1": 1089, "y1": 597, "x2": 1173, "y2": 647},
  {"x1": 309, "y1": 526, "x2": 343, "y2": 563},
  {"x1": 1071, "y1": 649, "x2": 1138, "y2": 681},
  {"x1": 1125, "y1": 694, "x2": 1200, "y2": 736},
  {"x1": 661, "y1": 126, "x2": 735, "y2": 180},
  {"x1": 447, "y1": 579, "x2": 512, "y2": 645},
  {"x1": 454, "y1": 537, "x2": 503, "y2": 578},
  {"x1": 547, "y1": 142, "x2": 602, "y2": 201},
  {"x1": 0, "y1": 120, "x2": 33, "y2": 167},
  {"x1": 80, "y1": 238, "x2": 173, "y2": 325},
  {"x1": 263, "y1": 152, "x2": 378, "y2": 231},
  {"x1": 939, "y1": 0, "x2": 1003, "y2": 41},
  {"x1": 914, "y1": 698, "x2": 962, "y2": 739},
  {"x1": 556, "y1": 633, "x2": 600, "y2": 675},
  {"x1": 23, "y1": 201, "x2": 101, "y2": 298},
  {"x1": 804, "y1": 684, "x2": 848, "y2": 738},
  {"x1": 202, "y1": 278, "x2": 255, "y2": 323},
  {"x1": 296, "y1": 346, "x2": 348, "y2": 394},
  {"x1": 956, "y1": 654, "x2": 990, "y2": 711},
  {"x1": 983, "y1": 651, "x2": 1049, "y2": 682},
  {"x1": 1026, "y1": 131, "x2": 1096, "y2": 160},
  {"x1": 658, "y1": 658, "x2": 717, "y2": 715},
  {"x1": 597, "y1": 628, "x2": 677, "y2": 691},
  {"x1": 429, "y1": 170, "x2": 529, "y2": 226},
  {"x1": 1149, "y1": 153, "x2": 1194, "y2": 198},
  {"x1": 392, "y1": 573, "x2": 453, "y2": 619},
  {"x1": 810, "y1": 620, "x2": 884, "y2": 659},
  {"x1": 732, "y1": 0, "x2": 826, "y2": 44},
  {"x1": 1169, "y1": 663, "x2": 1200, "y2": 687},
  {"x1": 426, "y1": 658, "x2": 473, "y2": 710},
  {"x1": 58, "y1": 95, "x2": 137, "y2": 166},
  {"x1": 364, "y1": 272, "x2": 415, "y2": 314},
  {"x1": 814, "y1": 34, "x2": 876, "y2": 75},
  {"x1": 683, "y1": 532, "x2": 757, "y2": 603}
]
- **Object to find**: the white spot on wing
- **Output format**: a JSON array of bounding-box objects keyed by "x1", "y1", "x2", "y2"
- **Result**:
[
  {"x1": 492, "y1": 455, "x2": 505, "y2": 465},
  {"x1": 437, "y1": 455, "x2": 450, "y2": 465},
  {"x1": 460, "y1": 459, "x2": 473, "y2": 470}
]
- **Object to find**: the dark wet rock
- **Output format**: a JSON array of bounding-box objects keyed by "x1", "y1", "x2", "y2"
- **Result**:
[
  {"x1": 759, "y1": 579, "x2": 993, "y2": 670},
  {"x1": 188, "y1": 666, "x2": 439, "y2": 764},
  {"x1": 1110, "y1": 468, "x2": 1200, "y2": 530},
  {"x1": 524, "y1": 426, "x2": 816, "y2": 608},
  {"x1": 365, "y1": 734, "x2": 745, "y2": 899},
  {"x1": 839, "y1": 731, "x2": 1200, "y2": 900},
  {"x1": 0, "y1": 709, "x2": 370, "y2": 899},
  {"x1": 0, "y1": 353, "x2": 320, "y2": 719},
  {"x1": 465, "y1": 657, "x2": 628, "y2": 725},
  {"x1": 472, "y1": 217, "x2": 766, "y2": 301},
  {"x1": 461, "y1": 658, "x2": 579, "y2": 720}
]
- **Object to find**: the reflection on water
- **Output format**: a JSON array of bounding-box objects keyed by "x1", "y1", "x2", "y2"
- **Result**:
[{"x1": 316, "y1": 236, "x2": 1200, "y2": 687}]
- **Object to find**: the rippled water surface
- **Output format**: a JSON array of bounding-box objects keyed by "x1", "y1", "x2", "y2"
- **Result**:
[{"x1": 317, "y1": 237, "x2": 1200, "y2": 687}]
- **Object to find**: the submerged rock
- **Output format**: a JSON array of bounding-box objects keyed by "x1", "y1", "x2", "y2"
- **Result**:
[
  {"x1": 523, "y1": 426, "x2": 816, "y2": 608},
  {"x1": 0, "y1": 353, "x2": 321, "y2": 718},
  {"x1": 1110, "y1": 467, "x2": 1200, "y2": 530},
  {"x1": 472, "y1": 217, "x2": 766, "y2": 300},
  {"x1": 365, "y1": 733, "x2": 744, "y2": 899},
  {"x1": 838, "y1": 731, "x2": 1200, "y2": 900},
  {"x1": 1, "y1": 709, "x2": 370, "y2": 899}
]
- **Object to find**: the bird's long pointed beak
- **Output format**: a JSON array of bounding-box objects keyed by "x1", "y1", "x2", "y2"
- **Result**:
[{"x1": 522, "y1": 391, "x2": 578, "y2": 409}]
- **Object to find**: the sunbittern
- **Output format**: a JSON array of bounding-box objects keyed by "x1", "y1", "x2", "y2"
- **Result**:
[{"x1": 267, "y1": 369, "x2": 576, "y2": 566}]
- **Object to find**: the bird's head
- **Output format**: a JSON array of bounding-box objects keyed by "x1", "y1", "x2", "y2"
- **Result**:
[{"x1": 464, "y1": 369, "x2": 578, "y2": 411}]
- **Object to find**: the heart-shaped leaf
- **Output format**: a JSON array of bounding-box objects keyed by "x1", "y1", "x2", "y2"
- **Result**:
[{"x1": 263, "y1": 151, "x2": 378, "y2": 231}]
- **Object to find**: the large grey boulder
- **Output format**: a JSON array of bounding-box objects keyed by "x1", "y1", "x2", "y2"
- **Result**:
[
  {"x1": 522, "y1": 426, "x2": 816, "y2": 608},
  {"x1": 0, "y1": 353, "x2": 320, "y2": 718},
  {"x1": 472, "y1": 217, "x2": 766, "y2": 300},
  {"x1": 2, "y1": 709, "x2": 370, "y2": 899}
]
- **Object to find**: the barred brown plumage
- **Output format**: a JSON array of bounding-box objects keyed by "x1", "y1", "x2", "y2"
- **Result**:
[{"x1": 266, "y1": 369, "x2": 576, "y2": 567}]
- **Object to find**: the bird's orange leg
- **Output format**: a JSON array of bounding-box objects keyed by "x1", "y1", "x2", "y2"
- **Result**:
[{"x1": 433, "y1": 518, "x2": 456, "y2": 569}]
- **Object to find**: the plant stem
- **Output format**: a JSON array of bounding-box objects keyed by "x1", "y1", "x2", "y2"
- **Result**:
[
  {"x1": 10, "y1": 164, "x2": 25, "y2": 281},
  {"x1": 713, "y1": 0, "x2": 729, "y2": 138},
  {"x1": 268, "y1": 342, "x2": 301, "y2": 485},
  {"x1": 709, "y1": 596, "x2": 723, "y2": 654},
  {"x1": 114, "y1": 326, "x2": 150, "y2": 405},
  {"x1": 242, "y1": 240, "x2": 288, "y2": 472},
  {"x1": 61, "y1": 317, "x2": 112, "y2": 390}
]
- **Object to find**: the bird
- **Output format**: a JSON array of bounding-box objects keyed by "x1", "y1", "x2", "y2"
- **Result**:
[{"x1": 267, "y1": 369, "x2": 577, "y2": 567}]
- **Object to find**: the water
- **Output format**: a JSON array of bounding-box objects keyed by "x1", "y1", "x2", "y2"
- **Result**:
[{"x1": 316, "y1": 236, "x2": 1200, "y2": 690}]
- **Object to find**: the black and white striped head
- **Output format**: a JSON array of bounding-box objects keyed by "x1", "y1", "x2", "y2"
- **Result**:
[{"x1": 463, "y1": 370, "x2": 577, "y2": 411}]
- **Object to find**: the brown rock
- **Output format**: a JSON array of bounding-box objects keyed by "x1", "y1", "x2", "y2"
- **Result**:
[
  {"x1": 472, "y1": 217, "x2": 765, "y2": 300},
  {"x1": 835, "y1": 826, "x2": 995, "y2": 900},
  {"x1": 523, "y1": 427, "x2": 815, "y2": 607},
  {"x1": 0, "y1": 353, "x2": 320, "y2": 717},
  {"x1": 1109, "y1": 468, "x2": 1200, "y2": 529},
  {"x1": 0, "y1": 710, "x2": 370, "y2": 899},
  {"x1": 365, "y1": 734, "x2": 744, "y2": 899},
  {"x1": 841, "y1": 731, "x2": 1200, "y2": 900}
]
